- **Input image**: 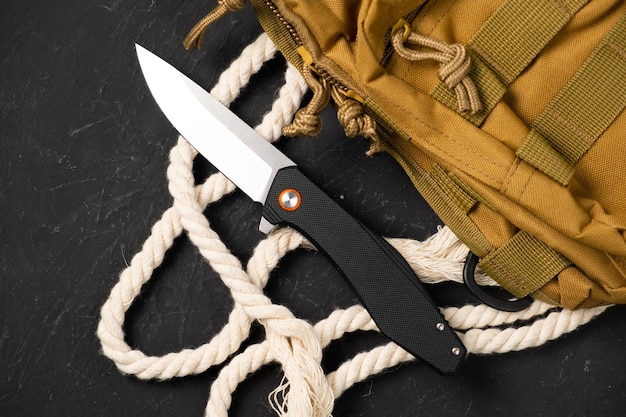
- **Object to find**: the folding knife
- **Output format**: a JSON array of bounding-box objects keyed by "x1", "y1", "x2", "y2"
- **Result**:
[{"x1": 135, "y1": 44, "x2": 466, "y2": 374}]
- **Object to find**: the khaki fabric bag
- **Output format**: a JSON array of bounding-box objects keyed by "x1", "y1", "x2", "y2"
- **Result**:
[{"x1": 186, "y1": 0, "x2": 626, "y2": 310}]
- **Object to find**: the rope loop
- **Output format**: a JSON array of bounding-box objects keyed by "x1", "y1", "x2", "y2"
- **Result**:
[
  {"x1": 391, "y1": 20, "x2": 482, "y2": 113},
  {"x1": 282, "y1": 64, "x2": 330, "y2": 137}
]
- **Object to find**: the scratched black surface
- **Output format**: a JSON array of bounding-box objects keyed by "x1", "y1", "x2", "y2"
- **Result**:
[{"x1": 1, "y1": 1, "x2": 625, "y2": 416}]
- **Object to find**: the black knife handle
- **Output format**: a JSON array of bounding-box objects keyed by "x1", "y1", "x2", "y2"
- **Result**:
[{"x1": 262, "y1": 166, "x2": 466, "y2": 374}]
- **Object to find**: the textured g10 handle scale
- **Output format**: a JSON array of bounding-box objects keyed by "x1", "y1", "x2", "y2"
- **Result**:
[{"x1": 262, "y1": 166, "x2": 466, "y2": 374}]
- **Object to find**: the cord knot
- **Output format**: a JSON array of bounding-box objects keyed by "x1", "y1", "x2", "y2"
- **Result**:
[
  {"x1": 439, "y1": 43, "x2": 482, "y2": 114},
  {"x1": 337, "y1": 98, "x2": 367, "y2": 137},
  {"x1": 282, "y1": 64, "x2": 331, "y2": 137},
  {"x1": 391, "y1": 20, "x2": 482, "y2": 114},
  {"x1": 438, "y1": 43, "x2": 471, "y2": 89},
  {"x1": 283, "y1": 109, "x2": 323, "y2": 137},
  {"x1": 333, "y1": 89, "x2": 382, "y2": 156}
]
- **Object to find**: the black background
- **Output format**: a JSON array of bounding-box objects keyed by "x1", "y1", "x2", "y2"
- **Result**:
[{"x1": 2, "y1": 1, "x2": 625, "y2": 416}]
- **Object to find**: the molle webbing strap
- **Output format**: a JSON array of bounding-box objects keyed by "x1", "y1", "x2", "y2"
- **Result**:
[
  {"x1": 427, "y1": 163, "x2": 571, "y2": 299},
  {"x1": 470, "y1": 0, "x2": 589, "y2": 84},
  {"x1": 518, "y1": 12, "x2": 626, "y2": 185},
  {"x1": 478, "y1": 231, "x2": 572, "y2": 299},
  {"x1": 516, "y1": 130, "x2": 576, "y2": 186},
  {"x1": 403, "y1": 153, "x2": 572, "y2": 299},
  {"x1": 430, "y1": 163, "x2": 477, "y2": 215},
  {"x1": 432, "y1": 0, "x2": 589, "y2": 125}
]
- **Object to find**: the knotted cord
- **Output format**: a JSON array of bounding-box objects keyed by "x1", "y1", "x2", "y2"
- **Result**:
[
  {"x1": 98, "y1": 33, "x2": 608, "y2": 417},
  {"x1": 282, "y1": 63, "x2": 330, "y2": 138},
  {"x1": 391, "y1": 20, "x2": 482, "y2": 114},
  {"x1": 330, "y1": 87, "x2": 382, "y2": 156}
]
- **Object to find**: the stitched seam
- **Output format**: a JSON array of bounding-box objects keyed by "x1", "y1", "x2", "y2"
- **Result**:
[
  {"x1": 414, "y1": 0, "x2": 438, "y2": 33},
  {"x1": 376, "y1": 93, "x2": 508, "y2": 185},
  {"x1": 489, "y1": 258, "x2": 527, "y2": 293},
  {"x1": 426, "y1": 0, "x2": 456, "y2": 37},
  {"x1": 377, "y1": 91, "x2": 510, "y2": 172},
  {"x1": 470, "y1": 43, "x2": 513, "y2": 83},
  {"x1": 428, "y1": 136, "x2": 501, "y2": 183},
  {"x1": 605, "y1": 40, "x2": 626, "y2": 60},
  {"x1": 550, "y1": 0, "x2": 572, "y2": 17},
  {"x1": 502, "y1": 157, "x2": 521, "y2": 194},
  {"x1": 544, "y1": 107, "x2": 594, "y2": 145},
  {"x1": 517, "y1": 167, "x2": 536, "y2": 203},
  {"x1": 605, "y1": 253, "x2": 626, "y2": 282}
]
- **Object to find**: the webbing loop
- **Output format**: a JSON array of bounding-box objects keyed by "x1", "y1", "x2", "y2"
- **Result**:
[
  {"x1": 391, "y1": 20, "x2": 482, "y2": 114},
  {"x1": 432, "y1": 0, "x2": 590, "y2": 125},
  {"x1": 516, "y1": 12, "x2": 626, "y2": 185},
  {"x1": 478, "y1": 231, "x2": 572, "y2": 299},
  {"x1": 463, "y1": 252, "x2": 533, "y2": 312}
]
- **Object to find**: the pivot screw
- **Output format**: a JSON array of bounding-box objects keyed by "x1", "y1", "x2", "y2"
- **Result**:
[
  {"x1": 436, "y1": 323, "x2": 445, "y2": 331},
  {"x1": 452, "y1": 347, "x2": 461, "y2": 356},
  {"x1": 278, "y1": 188, "x2": 301, "y2": 211}
]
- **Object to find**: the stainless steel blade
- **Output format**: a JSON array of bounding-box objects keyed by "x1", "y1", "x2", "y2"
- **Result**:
[{"x1": 135, "y1": 44, "x2": 295, "y2": 204}]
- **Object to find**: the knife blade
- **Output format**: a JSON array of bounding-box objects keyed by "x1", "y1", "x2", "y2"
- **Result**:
[{"x1": 135, "y1": 44, "x2": 466, "y2": 374}]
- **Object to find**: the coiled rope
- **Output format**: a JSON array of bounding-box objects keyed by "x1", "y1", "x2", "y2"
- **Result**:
[{"x1": 97, "y1": 33, "x2": 609, "y2": 417}]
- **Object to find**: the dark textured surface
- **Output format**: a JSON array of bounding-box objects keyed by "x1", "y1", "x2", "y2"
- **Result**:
[{"x1": 1, "y1": 1, "x2": 625, "y2": 416}]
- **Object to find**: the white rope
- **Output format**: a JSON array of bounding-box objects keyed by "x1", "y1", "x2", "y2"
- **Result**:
[
  {"x1": 98, "y1": 33, "x2": 609, "y2": 416},
  {"x1": 388, "y1": 230, "x2": 497, "y2": 286}
]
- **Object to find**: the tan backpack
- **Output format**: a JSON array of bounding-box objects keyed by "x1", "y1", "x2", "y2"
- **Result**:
[{"x1": 184, "y1": 0, "x2": 626, "y2": 310}]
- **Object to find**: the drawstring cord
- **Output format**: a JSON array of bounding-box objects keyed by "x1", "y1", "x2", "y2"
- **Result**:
[
  {"x1": 183, "y1": 0, "x2": 247, "y2": 49},
  {"x1": 283, "y1": 63, "x2": 384, "y2": 156},
  {"x1": 391, "y1": 20, "x2": 482, "y2": 114},
  {"x1": 282, "y1": 63, "x2": 331, "y2": 137},
  {"x1": 184, "y1": 3, "x2": 383, "y2": 153},
  {"x1": 331, "y1": 88, "x2": 383, "y2": 156}
]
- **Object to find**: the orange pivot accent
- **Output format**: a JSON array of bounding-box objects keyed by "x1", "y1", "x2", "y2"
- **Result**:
[{"x1": 278, "y1": 188, "x2": 301, "y2": 211}]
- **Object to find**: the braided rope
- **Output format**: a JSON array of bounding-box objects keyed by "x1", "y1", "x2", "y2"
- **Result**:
[{"x1": 98, "y1": 33, "x2": 609, "y2": 416}]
